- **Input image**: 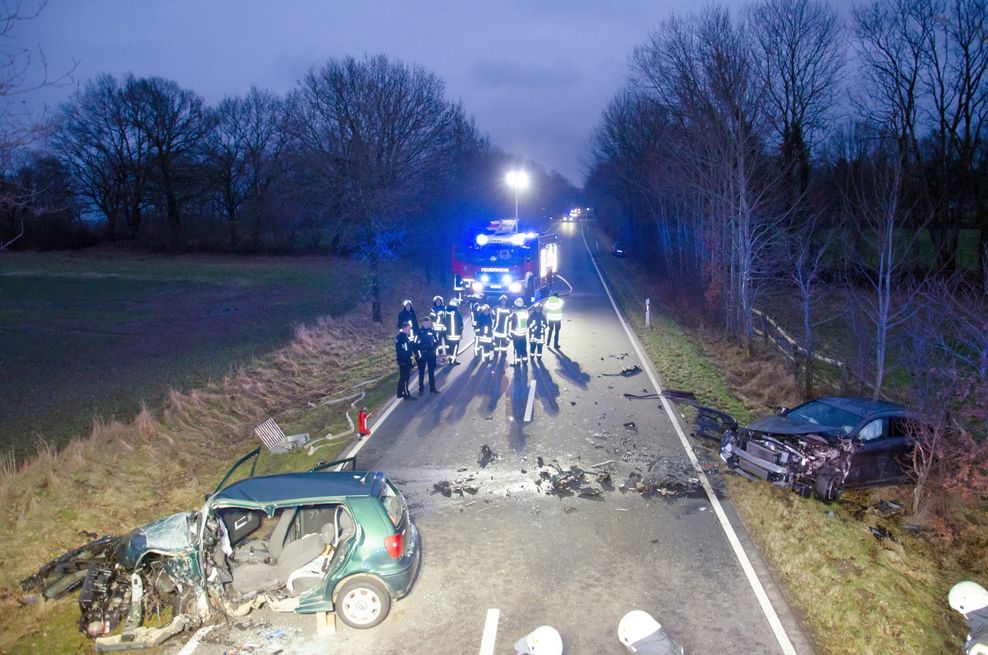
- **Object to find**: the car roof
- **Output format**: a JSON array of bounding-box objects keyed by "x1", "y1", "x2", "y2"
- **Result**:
[
  {"x1": 212, "y1": 471, "x2": 385, "y2": 505},
  {"x1": 814, "y1": 396, "x2": 907, "y2": 417}
]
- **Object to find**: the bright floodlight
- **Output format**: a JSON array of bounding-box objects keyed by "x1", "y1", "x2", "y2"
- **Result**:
[{"x1": 505, "y1": 170, "x2": 530, "y2": 190}]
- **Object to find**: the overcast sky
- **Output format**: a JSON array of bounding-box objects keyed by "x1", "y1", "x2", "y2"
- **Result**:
[{"x1": 16, "y1": 1, "x2": 738, "y2": 185}]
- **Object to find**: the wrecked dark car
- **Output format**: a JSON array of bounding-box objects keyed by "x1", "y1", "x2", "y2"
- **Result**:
[
  {"x1": 21, "y1": 450, "x2": 421, "y2": 650},
  {"x1": 719, "y1": 397, "x2": 917, "y2": 501}
]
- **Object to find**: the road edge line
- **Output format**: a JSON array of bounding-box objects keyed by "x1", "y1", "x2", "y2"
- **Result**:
[{"x1": 580, "y1": 226, "x2": 799, "y2": 655}]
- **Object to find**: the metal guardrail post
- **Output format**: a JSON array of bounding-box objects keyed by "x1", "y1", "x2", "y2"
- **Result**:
[{"x1": 645, "y1": 298, "x2": 651, "y2": 328}]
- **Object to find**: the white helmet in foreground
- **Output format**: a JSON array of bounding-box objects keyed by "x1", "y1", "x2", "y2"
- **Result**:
[{"x1": 950, "y1": 581, "x2": 988, "y2": 615}]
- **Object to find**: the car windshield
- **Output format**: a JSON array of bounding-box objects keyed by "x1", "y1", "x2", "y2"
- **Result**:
[{"x1": 786, "y1": 400, "x2": 864, "y2": 436}]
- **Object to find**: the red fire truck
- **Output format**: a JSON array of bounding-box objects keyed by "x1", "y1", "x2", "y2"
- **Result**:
[{"x1": 451, "y1": 219, "x2": 558, "y2": 302}]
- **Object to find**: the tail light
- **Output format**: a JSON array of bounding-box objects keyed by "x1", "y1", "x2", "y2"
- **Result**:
[{"x1": 384, "y1": 534, "x2": 403, "y2": 559}]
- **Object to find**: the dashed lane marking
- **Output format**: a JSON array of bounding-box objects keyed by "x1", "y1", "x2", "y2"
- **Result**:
[
  {"x1": 524, "y1": 379, "x2": 537, "y2": 422},
  {"x1": 580, "y1": 226, "x2": 799, "y2": 655},
  {"x1": 478, "y1": 608, "x2": 500, "y2": 655}
]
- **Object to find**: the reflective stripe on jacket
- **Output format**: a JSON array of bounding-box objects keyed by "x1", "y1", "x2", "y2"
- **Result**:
[
  {"x1": 493, "y1": 307, "x2": 512, "y2": 336},
  {"x1": 510, "y1": 309, "x2": 529, "y2": 337}
]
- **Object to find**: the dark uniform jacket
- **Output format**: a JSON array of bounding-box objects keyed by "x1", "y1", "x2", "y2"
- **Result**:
[
  {"x1": 395, "y1": 331, "x2": 415, "y2": 365},
  {"x1": 965, "y1": 607, "x2": 988, "y2": 655},
  {"x1": 493, "y1": 306, "x2": 512, "y2": 336},
  {"x1": 429, "y1": 303, "x2": 446, "y2": 333},
  {"x1": 397, "y1": 307, "x2": 419, "y2": 331},
  {"x1": 475, "y1": 313, "x2": 493, "y2": 340},
  {"x1": 414, "y1": 327, "x2": 440, "y2": 358},
  {"x1": 444, "y1": 307, "x2": 464, "y2": 340},
  {"x1": 528, "y1": 310, "x2": 548, "y2": 342}
]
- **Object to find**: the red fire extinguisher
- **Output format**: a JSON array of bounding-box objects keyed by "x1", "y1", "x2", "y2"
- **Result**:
[{"x1": 357, "y1": 407, "x2": 371, "y2": 438}]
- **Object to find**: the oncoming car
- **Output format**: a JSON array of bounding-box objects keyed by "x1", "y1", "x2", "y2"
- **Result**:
[
  {"x1": 22, "y1": 451, "x2": 420, "y2": 648},
  {"x1": 719, "y1": 397, "x2": 918, "y2": 501}
]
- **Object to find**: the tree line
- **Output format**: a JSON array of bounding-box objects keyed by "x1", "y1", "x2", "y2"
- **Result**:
[
  {"x1": 585, "y1": 0, "x2": 987, "y2": 513},
  {"x1": 1, "y1": 54, "x2": 579, "y2": 312}
]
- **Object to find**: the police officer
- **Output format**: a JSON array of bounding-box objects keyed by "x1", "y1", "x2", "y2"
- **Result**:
[
  {"x1": 444, "y1": 297, "x2": 465, "y2": 365},
  {"x1": 544, "y1": 291, "x2": 565, "y2": 349},
  {"x1": 476, "y1": 304, "x2": 494, "y2": 363},
  {"x1": 509, "y1": 298, "x2": 529, "y2": 365},
  {"x1": 492, "y1": 294, "x2": 512, "y2": 357},
  {"x1": 429, "y1": 295, "x2": 447, "y2": 359},
  {"x1": 950, "y1": 581, "x2": 988, "y2": 655},
  {"x1": 397, "y1": 299, "x2": 419, "y2": 332},
  {"x1": 414, "y1": 315, "x2": 440, "y2": 394},
  {"x1": 528, "y1": 303, "x2": 548, "y2": 361},
  {"x1": 395, "y1": 321, "x2": 416, "y2": 400}
]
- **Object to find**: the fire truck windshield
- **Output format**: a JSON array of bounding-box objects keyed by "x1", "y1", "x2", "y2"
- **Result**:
[{"x1": 454, "y1": 243, "x2": 533, "y2": 266}]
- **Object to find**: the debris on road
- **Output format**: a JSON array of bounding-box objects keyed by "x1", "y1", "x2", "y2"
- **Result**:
[
  {"x1": 869, "y1": 500, "x2": 904, "y2": 518},
  {"x1": 603, "y1": 365, "x2": 642, "y2": 378},
  {"x1": 623, "y1": 421, "x2": 637, "y2": 432},
  {"x1": 478, "y1": 444, "x2": 500, "y2": 468},
  {"x1": 433, "y1": 477, "x2": 481, "y2": 497}
]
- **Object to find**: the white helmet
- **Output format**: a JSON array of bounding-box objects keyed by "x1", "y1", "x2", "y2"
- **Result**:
[
  {"x1": 499, "y1": 294, "x2": 508, "y2": 304},
  {"x1": 618, "y1": 610, "x2": 661, "y2": 648},
  {"x1": 402, "y1": 299, "x2": 412, "y2": 308},
  {"x1": 514, "y1": 298, "x2": 525, "y2": 308},
  {"x1": 433, "y1": 295, "x2": 444, "y2": 305},
  {"x1": 448, "y1": 297, "x2": 460, "y2": 307},
  {"x1": 949, "y1": 581, "x2": 988, "y2": 615}
]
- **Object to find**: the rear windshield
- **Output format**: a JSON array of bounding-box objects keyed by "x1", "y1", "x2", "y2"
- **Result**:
[
  {"x1": 380, "y1": 480, "x2": 407, "y2": 528},
  {"x1": 787, "y1": 400, "x2": 864, "y2": 435}
]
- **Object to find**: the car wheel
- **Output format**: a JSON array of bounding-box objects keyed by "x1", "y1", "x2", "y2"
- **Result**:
[
  {"x1": 335, "y1": 577, "x2": 391, "y2": 629},
  {"x1": 815, "y1": 471, "x2": 843, "y2": 502}
]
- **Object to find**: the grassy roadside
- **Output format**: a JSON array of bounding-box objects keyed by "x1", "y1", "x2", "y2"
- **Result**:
[
  {"x1": 0, "y1": 279, "x2": 421, "y2": 652},
  {"x1": 586, "y1": 224, "x2": 969, "y2": 655}
]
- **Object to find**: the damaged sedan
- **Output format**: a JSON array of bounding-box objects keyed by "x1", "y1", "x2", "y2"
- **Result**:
[
  {"x1": 719, "y1": 397, "x2": 917, "y2": 501},
  {"x1": 21, "y1": 450, "x2": 420, "y2": 650}
]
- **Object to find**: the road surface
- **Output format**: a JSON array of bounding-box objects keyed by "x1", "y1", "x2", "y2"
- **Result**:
[{"x1": 179, "y1": 222, "x2": 814, "y2": 655}]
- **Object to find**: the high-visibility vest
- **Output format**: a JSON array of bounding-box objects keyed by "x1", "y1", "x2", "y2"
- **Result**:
[
  {"x1": 511, "y1": 309, "x2": 528, "y2": 337},
  {"x1": 544, "y1": 297, "x2": 564, "y2": 322}
]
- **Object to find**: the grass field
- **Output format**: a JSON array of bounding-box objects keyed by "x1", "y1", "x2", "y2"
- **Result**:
[
  {"x1": 587, "y1": 223, "x2": 973, "y2": 655},
  {"x1": 0, "y1": 249, "x2": 368, "y2": 459}
]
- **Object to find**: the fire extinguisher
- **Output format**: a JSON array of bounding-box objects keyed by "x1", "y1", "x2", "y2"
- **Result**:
[{"x1": 357, "y1": 407, "x2": 371, "y2": 438}]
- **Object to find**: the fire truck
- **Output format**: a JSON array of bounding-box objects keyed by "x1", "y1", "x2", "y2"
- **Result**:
[{"x1": 451, "y1": 219, "x2": 558, "y2": 302}]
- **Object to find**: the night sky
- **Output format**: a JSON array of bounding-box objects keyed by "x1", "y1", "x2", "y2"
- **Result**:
[{"x1": 15, "y1": 0, "x2": 715, "y2": 185}]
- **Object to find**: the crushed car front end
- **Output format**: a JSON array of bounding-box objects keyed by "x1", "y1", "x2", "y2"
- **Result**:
[{"x1": 720, "y1": 425, "x2": 853, "y2": 499}]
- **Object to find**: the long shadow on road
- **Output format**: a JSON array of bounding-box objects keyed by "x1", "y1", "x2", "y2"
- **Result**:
[
  {"x1": 552, "y1": 347, "x2": 591, "y2": 389},
  {"x1": 530, "y1": 358, "x2": 560, "y2": 416},
  {"x1": 481, "y1": 355, "x2": 509, "y2": 417}
]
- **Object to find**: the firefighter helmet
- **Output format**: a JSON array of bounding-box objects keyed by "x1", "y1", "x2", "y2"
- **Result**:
[
  {"x1": 448, "y1": 297, "x2": 460, "y2": 307},
  {"x1": 402, "y1": 299, "x2": 412, "y2": 308},
  {"x1": 498, "y1": 294, "x2": 508, "y2": 305},
  {"x1": 433, "y1": 295, "x2": 444, "y2": 305},
  {"x1": 481, "y1": 304, "x2": 490, "y2": 312},
  {"x1": 949, "y1": 581, "x2": 988, "y2": 615},
  {"x1": 514, "y1": 298, "x2": 524, "y2": 308}
]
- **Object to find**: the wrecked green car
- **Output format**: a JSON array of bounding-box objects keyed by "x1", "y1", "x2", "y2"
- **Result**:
[{"x1": 21, "y1": 450, "x2": 421, "y2": 649}]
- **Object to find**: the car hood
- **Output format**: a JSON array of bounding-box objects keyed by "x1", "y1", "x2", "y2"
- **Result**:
[
  {"x1": 746, "y1": 415, "x2": 843, "y2": 442},
  {"x1": 115, "y1": 511, "x2": 198, "y2": 569}
]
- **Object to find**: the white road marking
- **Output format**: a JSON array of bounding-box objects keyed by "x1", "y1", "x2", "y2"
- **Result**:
[
  {"x1": 524, "y1": 379, "x2": 537, "y2": 422},
  {"x1": 479, "y1": 608, "x2": 500, "y2": 655},
  {"x1": 339, "y1": 396, "x2": 402, "y2": 463},
  {"x1": 580, "y1": 227, "x2": 799, "y2": 655}
]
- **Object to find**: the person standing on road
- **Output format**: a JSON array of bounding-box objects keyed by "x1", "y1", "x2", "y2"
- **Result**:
[
  {"x1": 544, "y1": 291, "x2": 565, "y2": 349},
  {"x1": 949, "y1": 581, "x2": 988, "y2": 655},
  {"x1": 414, "y1": 315, "x2": 440, "y2": 394},
  {"x1": 508, "y1": 298, "x2": 529, "y2": 365},
  {"x1": 395, "y1": 321, "x2": 416, "y2": 401},
  {"x1": 492, "y1": 294, "x2": 512, "y2": 357},
  {"x1": 429, "y1": 295, "x2": 447, "y2": 360},
  {"x1": 397, "y1": 299, "x2": 419, "y2": 332},
  {"x1": 528, "y1": 304, "x2": 547, "y2": 361},
  {"x1": 444, "y1": 297, "x2": 464, "y2": 365},
  {"x1": 476, "y1": 304, "x2": 494, "y2": 363}
]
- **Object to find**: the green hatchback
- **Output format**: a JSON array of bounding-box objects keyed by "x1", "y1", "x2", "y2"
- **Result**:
[{"x1": 23, "y1": 451, "x2": 421, "y2": 646}]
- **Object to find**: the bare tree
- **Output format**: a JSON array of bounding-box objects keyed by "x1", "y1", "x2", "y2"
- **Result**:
[
  {"x1": 126, "y1": 76, "x2": 212, "y2": 249},
  {"x1": 749, "y1": 0, "x2": 844, "y2": 200},
  {"x1": 288, "y1": 54, "x2": 480, "y2": 321},
  {"x1": 788, "y1": 210, "x2": 833, "y2": 398}
]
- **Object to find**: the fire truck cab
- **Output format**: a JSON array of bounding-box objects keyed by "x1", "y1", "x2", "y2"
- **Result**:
[{"x1": 452, "y1": 219, "x2": 558, "y2": 303}]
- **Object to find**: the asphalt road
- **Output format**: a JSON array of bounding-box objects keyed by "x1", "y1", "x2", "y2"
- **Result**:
[{"x1": 178, "y1": 222, "x2": 814, "y2": 655}]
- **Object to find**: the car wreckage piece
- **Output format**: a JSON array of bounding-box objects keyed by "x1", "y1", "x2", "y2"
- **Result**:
[{"x1": 21, "y1": 451, "x2": 420, "y2": 649}]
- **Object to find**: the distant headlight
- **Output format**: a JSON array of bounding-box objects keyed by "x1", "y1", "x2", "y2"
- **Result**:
[
  {"x1": 480, "y1": 274, "x2": 490, "y2": 283},
  {"x1": 509, "y1": 282, "x2": 522, "y2": 293},
  {"x1": 471, "y1": 281, "x2": 484, "y2": 293},
  {"x1": 501, "y1": 274, "x2": 512, "y2": 285}
]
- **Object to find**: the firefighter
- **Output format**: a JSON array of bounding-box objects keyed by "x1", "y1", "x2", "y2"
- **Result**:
[
  {"x1": 444, "y1": 297, "x2": 464, "y2": 365},
  {"x1": 471, "y1": 300, "x2": 483, "y2": 356},
  {"x1": 949, "y1": 581, "x2": 988, "y2": 655},
  {"x1": 397, "y1": 299, "x2": 419, "y2": 332},
  {"x1": 395, "y1": 321, "x2": 416, "y2": 400},
  {"x1": 414, "y1": 315, "x2": 440, "y2": 394},
  {"x1": 476, "y1": 304, "x2": 494, "y2": 363},
  {"x1": 509, "y1": 298, "x2": 529, "y2": 365},
  {"x1": 429, "y1": 295, "x2": 447, "y2": 360},
  {"x1": 544, "y1": 291, "x2": 565, "y2": 349},
  {"x1": 492, "y1": 294, "x2": 512, "y2": 357},
  {"x1": 528, "y1": 303, "x2": 548, "y2": 361}
]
